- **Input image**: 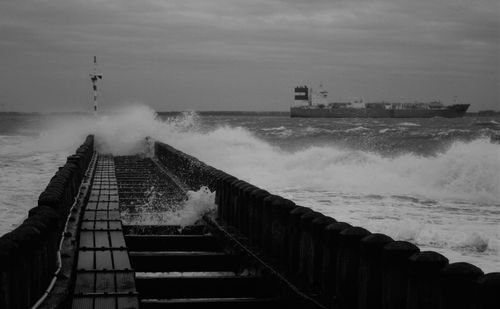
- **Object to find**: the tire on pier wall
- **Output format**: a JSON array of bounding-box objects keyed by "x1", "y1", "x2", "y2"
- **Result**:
[
  {"x1": 0, "y1": 135, "x2": 94, "y2": 309},
  {"x1": 154, "y1": 141, "x2": 498, "y2": 309}
]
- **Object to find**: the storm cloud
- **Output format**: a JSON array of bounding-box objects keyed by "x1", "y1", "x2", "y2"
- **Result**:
[{"x1": 0, "y1": 0, "x2": 498, "y2": 112}]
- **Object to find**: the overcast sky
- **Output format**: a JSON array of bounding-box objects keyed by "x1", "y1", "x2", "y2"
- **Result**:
[{"x1": 0, "y1": 0, "x2": 498, "y2": 112}]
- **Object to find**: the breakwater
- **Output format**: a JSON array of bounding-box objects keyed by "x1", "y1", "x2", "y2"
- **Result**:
[
  {"x1": 155, "y1": 141, "x2": 499, "y2": 309},
  {"x1": 0, "y1": 136, "x2": 94, "y2": 309},
  {"x1": 0, "y1": 138, "x2": 497, "y2": 309}
]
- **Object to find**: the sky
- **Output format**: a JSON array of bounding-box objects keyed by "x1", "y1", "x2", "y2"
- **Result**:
[{"x1": 0, "y1": 0, "x2": 498, "y2": 112}]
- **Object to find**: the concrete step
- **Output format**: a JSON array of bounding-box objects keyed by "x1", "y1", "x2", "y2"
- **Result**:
[
  {"x1": 135, "y1": 275, "x2": 273, "y2": 299},
  {"x1": 129, "y1": 251, "x2": 240, "y2": 272},
  {"x1": 125, "y1": 235, "x2": 222, "y2": 252},
  {"x1": 123, "y1": 225, "x2": 206, "y2": 235},
  {"x1": 140, "y1": 297, "x2": 281, "y2": 309}
]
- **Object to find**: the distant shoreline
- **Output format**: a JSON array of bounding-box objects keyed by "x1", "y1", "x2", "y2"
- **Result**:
[
  {"x1": 1, "y1": 111, "x2": 499, "y2": 117},
  {"x1": 157, "y1": 111, "x2": 289, "y2": 117},
  {"x1": 0, "y1": 111, "x2": 290, "y2": 117}
]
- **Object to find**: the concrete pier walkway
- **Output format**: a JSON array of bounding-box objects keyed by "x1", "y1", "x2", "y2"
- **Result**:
[
  {"x1": 72, "y1": 155, "x2": 138, "y2": 308},
  {"x1": 71, "y1": 154, "x2": 286, "y2": 309}
]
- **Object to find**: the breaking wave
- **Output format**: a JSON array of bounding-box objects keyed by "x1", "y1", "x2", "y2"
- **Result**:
[
  {"x1": 36, "y1": 105, "x2": 497, "y2": 203},
  {"x1": 167, "y1": 186, "x2": 216, "y2": 227},
  {"x1": 2, "y1": 105, "x2": 499, "y2": 271},
  {"x1": 121, "y1": 186, "x2": 216, "y2": 229}
]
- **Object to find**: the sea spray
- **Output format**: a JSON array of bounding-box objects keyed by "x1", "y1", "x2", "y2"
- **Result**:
[
  {"x1": 33, "y1": 105, "x2": 496, "y2": 203},
  {"x1": 174, "y1": 131, "x2": 499, "y2": 203},
  {"x1": 168, "y1": 186, "x2": 216, "y2": 228},
  {"x1": 120, "y1": 186, "x2": 216, "y2": 228},
  {"x1": 22, "y1": 105, "x2": 498, "y2": 205},
  {"x1": 1, "y1": 106, "x2": 499, "y2": 271},
  {"x1": 15, "y1": 105, "x2": 498, "y2": 206}
]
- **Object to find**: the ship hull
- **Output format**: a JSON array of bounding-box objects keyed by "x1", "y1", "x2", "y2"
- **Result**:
[{"x1": 290, "y1": 104, "x2": 469, "y2": 118}]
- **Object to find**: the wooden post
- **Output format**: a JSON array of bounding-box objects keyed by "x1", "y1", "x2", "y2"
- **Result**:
[
  {"x1": 240, "y1": 184, "x2": 258, "y2": 237},
  {"x1": 0, "y1": 238, "x2": 18, "y2": 309},
  {"x1": 229, "y1": 180, "x2": 245, "y2": 227},
  {"x1": 336, "y1": 226, "x2": 371, "y2": 309},
  {"x1": 22, "y1": 217, "x2": 50, "y2": 304},
  {"x1": 381, "y1": 241, "x2": 420, "y2": 309},
  {"x1": 270, "y1": 198, "x2": 296, "y2": 265},
  {"x1": 358, "y1": 233, "x2": 394, "y2": 309},
  {"x1": 321, "y1": 221, "x2": 352, "y2": 299},
  {"x1": 233, "y1": 180, "x2": 249, "y2": 230},
  {"x1": 247, "y1": 189, "x2": 270, "y2": 247},
  {"x1": 261, "y1": 195, "x2": 283, "y2": 252},
  {"x1": 407, "y1": 251, "x2": 449, "y2": 309},
  {"x1": 29, "y1": 206, "x2": 60, "y2": 277},
  {"x1": 473, "y1": 273, "x2": 500, "y2": 309},
  {"x1": 3, "y1": 226, "x2": 42, "y2": 308},
  {"x1": 220, "y1": 175, "x2": 237, "y2": 222},
  {"x1": 214, "y1": 172, "x2": 229, "y2": 215},
  {"x1": 288, "y1": 206, "x2": 313, "y2": 274},
  {"x1": 298, "y1": 211, "x2": 325, "y2": 282},
  {"x1": 439, "y1": 262, "x2": 484, "y2": 309},
  {"x1": 310, "y1": 216, "x2": 336, "y2": 288}
]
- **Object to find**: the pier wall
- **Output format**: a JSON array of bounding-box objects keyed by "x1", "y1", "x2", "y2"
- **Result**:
[
  {"x1": 0, "y1": 135, "x2": 94, "y2": 309},
  {"x1": 155, "y1": 142, "x2": 220, "y2": 191},
  {"x1": 154, "y1": 141, "x2": 499, "y2": 309}
]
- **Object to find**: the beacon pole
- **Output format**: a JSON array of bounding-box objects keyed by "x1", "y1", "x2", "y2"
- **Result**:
[{"x1": 89, "y1": 56, "x2": 103, "y2": 116}]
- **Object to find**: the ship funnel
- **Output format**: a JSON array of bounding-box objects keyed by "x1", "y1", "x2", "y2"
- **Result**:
[{"x1": 294, "y1": 86, "x2": 310, "y2": 106}]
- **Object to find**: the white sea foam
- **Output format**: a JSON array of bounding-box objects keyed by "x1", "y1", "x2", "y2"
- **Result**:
[
  {"x1": 263, "y1": 126, "x2": 294, "y2": 138},
  {"x1": 398, "y1": 122, "x2": 421, "y2": 126},
  {"x1": 436, "y1": 129, "x2": 471, "y2": 136},
  {"x1": 167, "y1": 186, "x2": 216, "y2": 227},
  {"x1": 0, "y1": 135, "x2": 68, "y2": 235},
  {"x1": 120, "y1": 186, "x2": 216, "y2": 228},
  {"x1": 345, "y1": 126, "x2": 370, "y2": 132},
  {"x1": 178, "y1": 131, "x2": 499, "y2": 204},
  {"x1": 297, "y1": 126, "x2": 343, "y2": 136},
  {"x1": 48, "y1": 105, "x2": 497, "y2": 203},
  {"x1": 260, "y1": 126, "x2": 287, "y2": 131}
]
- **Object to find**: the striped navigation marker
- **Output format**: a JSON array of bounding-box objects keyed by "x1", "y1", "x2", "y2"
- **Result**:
[{"x1": 89, "y1": 56, "x2": 103, "y2": 115}]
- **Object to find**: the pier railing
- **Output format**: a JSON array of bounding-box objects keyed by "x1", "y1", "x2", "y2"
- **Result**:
[
  {"x1": 0, "y1": 135, "x2": 95, "y2": 309},
  {"x1": 154, "y1": 141, "x2": 499, "y2": 309}
]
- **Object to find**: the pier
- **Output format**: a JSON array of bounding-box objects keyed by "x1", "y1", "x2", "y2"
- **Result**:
[{"x1": 0, "y1": 135, "x2": 498, "y2": 309}]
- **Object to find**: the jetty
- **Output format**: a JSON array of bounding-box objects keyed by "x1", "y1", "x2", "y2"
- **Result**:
[{"x1": 0, "y1": 135, "x2": 498, "y2": 309}]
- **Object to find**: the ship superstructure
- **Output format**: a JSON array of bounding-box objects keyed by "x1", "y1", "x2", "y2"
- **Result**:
[{"x1": 291, "y1": 84, "x2": 469, "y2": 118}]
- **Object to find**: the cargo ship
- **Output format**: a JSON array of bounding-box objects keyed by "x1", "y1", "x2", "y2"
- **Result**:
[{"x1": 291, "y1": 84, "x2": 469, "y2": 118}]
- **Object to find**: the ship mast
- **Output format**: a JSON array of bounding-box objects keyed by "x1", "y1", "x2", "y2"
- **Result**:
[{"x1": 89, "y1": 56, "x2": 103, "y2": 116}]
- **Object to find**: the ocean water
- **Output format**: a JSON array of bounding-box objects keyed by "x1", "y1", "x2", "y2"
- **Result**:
[{"x1": 0, "y1": 106, "x2": 499, "y2": 272}]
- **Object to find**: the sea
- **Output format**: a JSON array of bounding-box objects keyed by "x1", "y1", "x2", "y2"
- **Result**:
[{"x1": 1, "y1": 105, "x2": 499, "y2": 272}]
